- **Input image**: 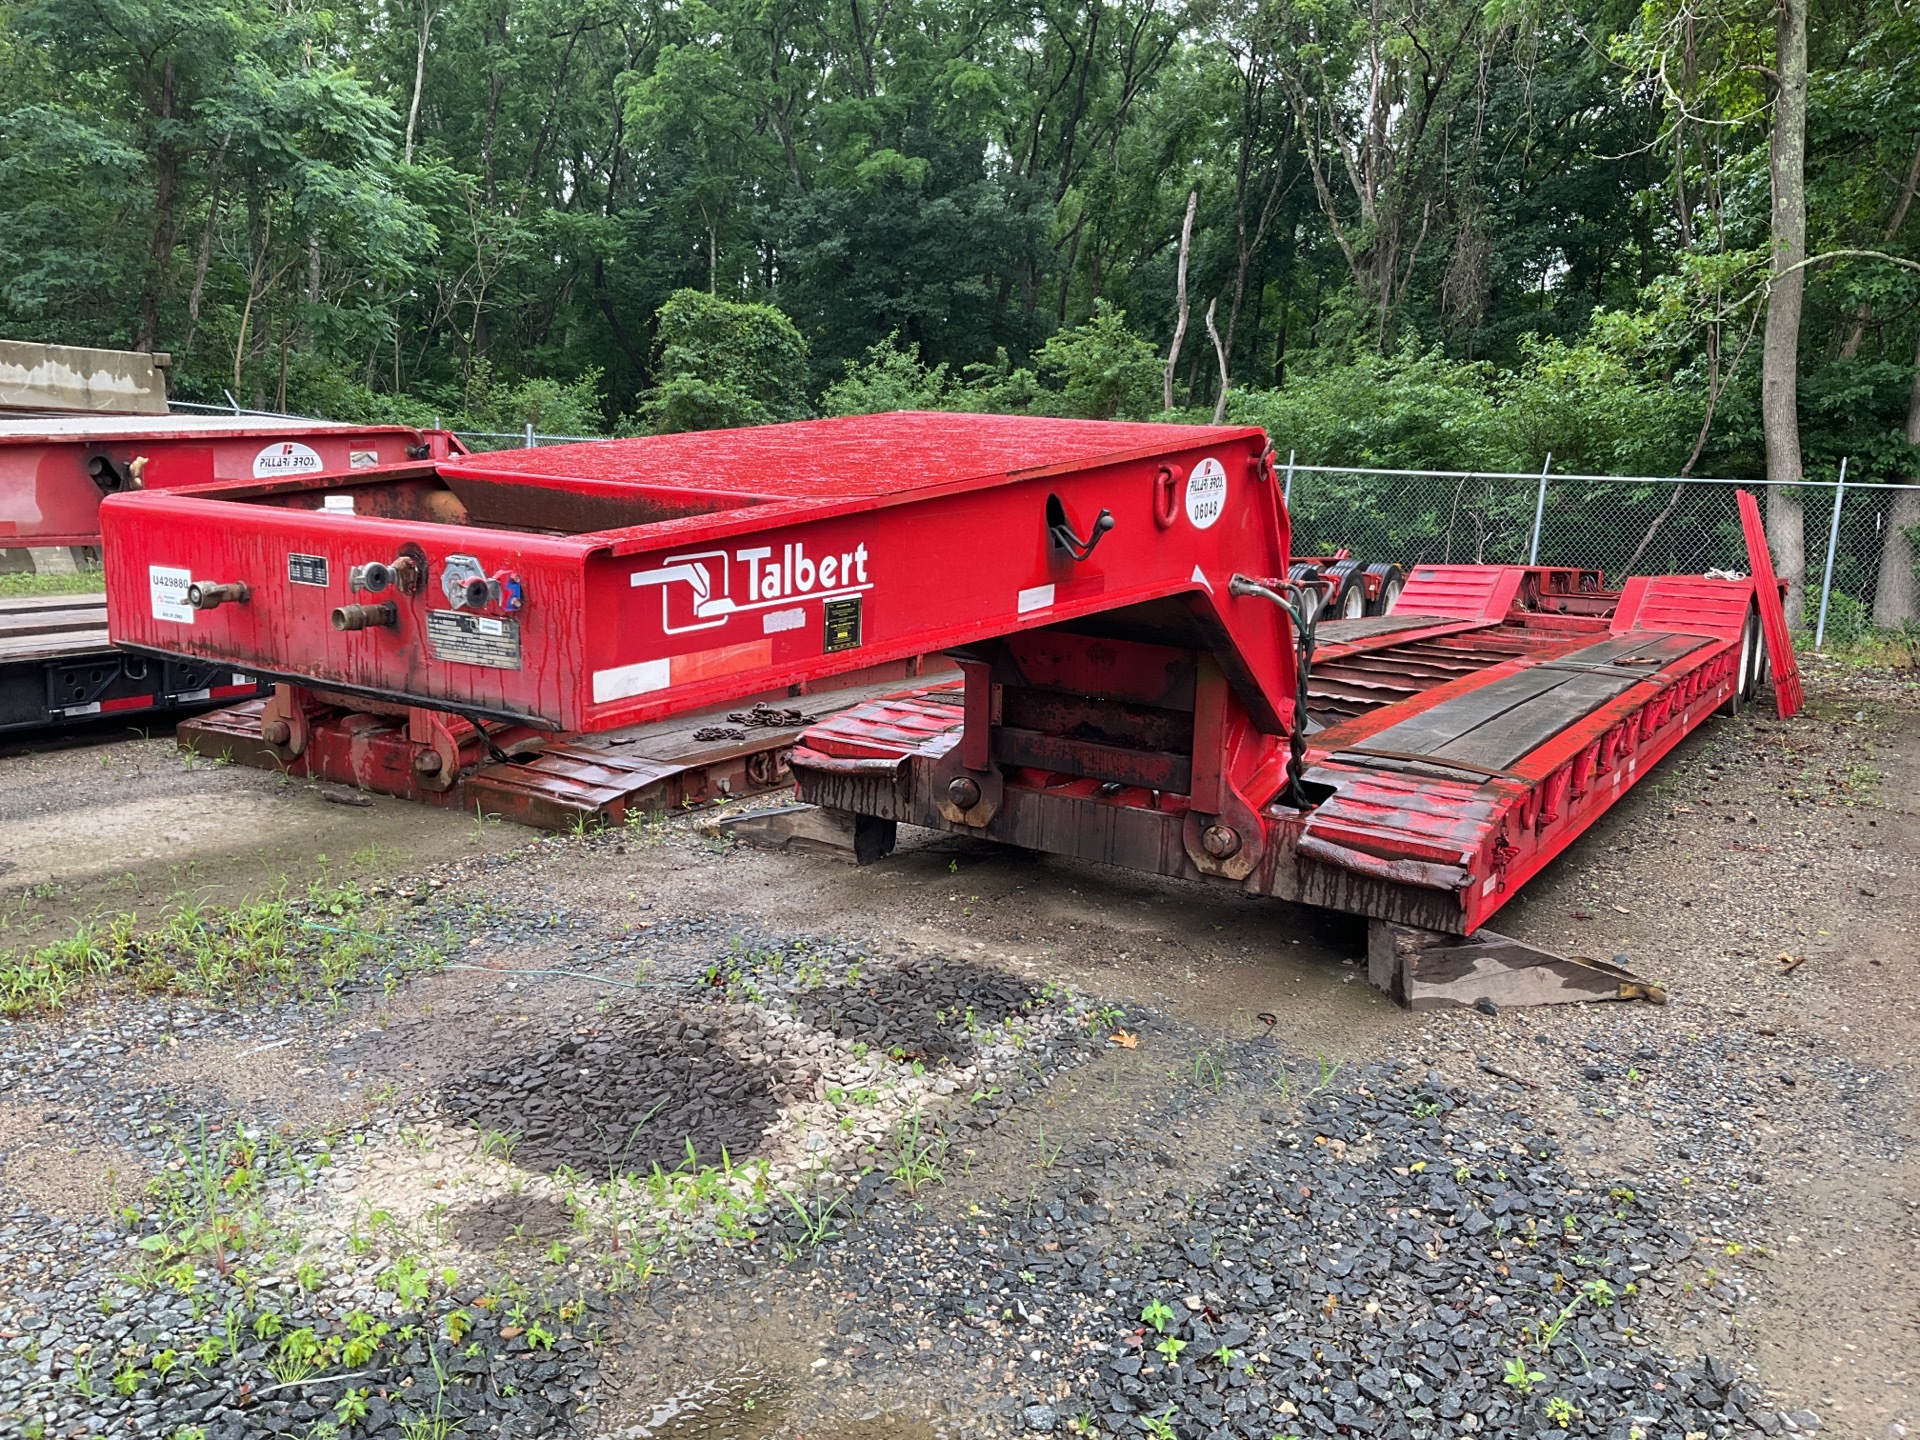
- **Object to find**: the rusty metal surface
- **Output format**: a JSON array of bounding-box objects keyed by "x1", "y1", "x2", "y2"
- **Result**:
[
  {"x1": 182, "y1": 670, "x2": 955, "y2": 829},
  {"x1": 1367, "y1": 920, "x2": 1664, "y2": 1010}
]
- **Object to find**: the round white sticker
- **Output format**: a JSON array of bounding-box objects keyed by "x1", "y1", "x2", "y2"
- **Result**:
[
  {"x1": 252, "y1": 441, "x2": 325, "y2": 478},
  {"x1": 1185, "y1": 456, "x2": 1228, "y2": 529}
]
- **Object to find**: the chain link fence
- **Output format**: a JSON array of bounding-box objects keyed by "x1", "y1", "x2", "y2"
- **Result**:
[{"x1": 1279, "y1": 457, "x2": 1920, "y2": 645}]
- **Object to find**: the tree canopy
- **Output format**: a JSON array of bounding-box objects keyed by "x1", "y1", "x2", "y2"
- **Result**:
[{"x1": 0, "y1": 0, "x2": 1914, "y2": 504}]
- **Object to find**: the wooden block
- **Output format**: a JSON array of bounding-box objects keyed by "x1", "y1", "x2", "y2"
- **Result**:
[
  {"x1": 1367, "y1": 919, "x2": 1666, "y2": 1011},
  {"x1": 702, "y1": 803, "x2": 897, "y2": 865}
]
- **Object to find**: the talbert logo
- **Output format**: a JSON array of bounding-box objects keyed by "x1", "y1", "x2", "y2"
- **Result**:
[{"x1": 631, "y1": 539, "x2": 871, "y2": 635}]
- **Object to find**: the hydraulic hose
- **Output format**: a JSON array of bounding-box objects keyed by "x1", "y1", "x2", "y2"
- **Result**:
[{"x1": 1228, "y1": 573, "x2": 1320, "y2": 808}]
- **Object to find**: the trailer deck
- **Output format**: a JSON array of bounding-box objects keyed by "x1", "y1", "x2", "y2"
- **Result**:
[{"x1": 95, "y1": 412, "x2": 1797, "y2": 1005}]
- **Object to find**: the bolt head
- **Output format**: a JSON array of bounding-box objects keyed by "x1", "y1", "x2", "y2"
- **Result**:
[
  {"x1": 261, "y1": 719, "x2": 291, "y2": 746},
  {"x1": 1201, "y1": 824, "x2": 1241, "y2": 859},
  {"x1": 947, "y1": 776, "x2": 982, "y2": 809},
  {"x1": 412, "y1": 750, "x2": 444, "y2": 776}
]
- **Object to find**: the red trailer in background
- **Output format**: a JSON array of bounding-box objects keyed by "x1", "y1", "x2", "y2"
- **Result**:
[
  {"x1": 97, "y1": 412, "x2": 1800, "y2": 1008},
  {"x1": 0, "y1": 338, "x2": 464, "y2": 732},
  {"x1": 1, "y1": 413, "x2": 459, "y2": 556}
]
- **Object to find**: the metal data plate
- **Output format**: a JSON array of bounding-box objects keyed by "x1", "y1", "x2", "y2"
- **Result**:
[
  {"x1": 426, "y1": 610, "x2": 521, "y2": 669},
  {"x1": 288, "y1": 553, "x2": 329, "y2": 587},
  {"x1": 823, "y1": 595, "x2": 863, "y2": 653}
]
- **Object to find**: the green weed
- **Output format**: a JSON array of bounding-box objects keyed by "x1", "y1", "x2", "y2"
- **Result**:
[
  {"x1": 0, "y1": 883, "x2": 418, "y2": 1018},
  {"x1": 1503, "y1": 1356, "x2": 1545, "y2": 1395}
]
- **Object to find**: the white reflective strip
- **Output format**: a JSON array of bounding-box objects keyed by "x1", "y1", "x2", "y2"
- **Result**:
[
  {"x1": 1017, "y1": 584, "x2": 1055, "y2": 614},
  {"x1": 592, "y1": 659, "x2": 671, "y2": 703},
  {"x1": 233, "y1": 673, "x2": 251, "y2": 685},
  {"x1": 762, "y1": 607, "x2": 806, "y2": 634},
  {"x1": 173, "y1": 689, "x2": 210, "y2": 702},
  {"x1": 59, "y1": 703, "x2": 102, "y2": 717}
]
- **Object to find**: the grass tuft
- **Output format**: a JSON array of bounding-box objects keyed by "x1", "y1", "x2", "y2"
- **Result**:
[
  {"x1": 0, "y1": 882, "x2": 432, "y2": 1017},
  {"x1": 0, "y1": 567, "x2": 105, "y2": 599}
]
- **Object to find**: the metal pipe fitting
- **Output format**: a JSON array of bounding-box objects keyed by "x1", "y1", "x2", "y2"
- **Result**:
[
  {"x1": 348, "y1": 555, "x2": 423, "y2": 596},
  {"x1": 185, "y1": 581, "x2": 250, "y2": 611},
  {"x1": 330, "y1": 601, "x2": 398, "y2": 631},
  {"x1": 349, "y1": 561, "x2": 395, "y2": 593}
]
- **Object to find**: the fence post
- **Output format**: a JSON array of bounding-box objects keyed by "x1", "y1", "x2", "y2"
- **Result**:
[
  {"x1": 1282, "y1": 449, "x2": 1295, "y2": 508},
  {"x1": 1527, "y1": 453, "x2": 1553, "y2": 565},
  {"x1": 1814, "y1": 456, "x2": 1849, "y2": 650},
  {"x1": 524, "y1": 422, "x2": 536, "y2": 449}
]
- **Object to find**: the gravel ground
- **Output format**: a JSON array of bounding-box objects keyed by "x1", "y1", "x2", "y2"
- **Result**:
[{"x1": 0, "y1": 661, "x2": 1912, "y2": 1440}]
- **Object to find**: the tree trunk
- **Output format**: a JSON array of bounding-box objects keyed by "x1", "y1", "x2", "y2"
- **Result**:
[
  {"x1": 182, "y1": 131, "x2": 231, "y2": 357},
  {"x1": 1205, "y1": 299, "x2": 1230, "y2": 425},
  {"x1": 404, "y1": 0, "x2": 436, "y2": 165},
  {"x1": 1873, "y1": 330, "x2": 1920, "y2": 627},
  {"x1": 1838, "y1": 136, "x2": 1920, "y2": 359},
  {"x1": 1163, "y1": 190, "x2": 1196, "y2": 411},
  {"x1": 1761, "y1": 0, "x2": 1809, "y2": 627},
  {"x1": 135, "y1": 57, "x2": 181, "y2": 352}
]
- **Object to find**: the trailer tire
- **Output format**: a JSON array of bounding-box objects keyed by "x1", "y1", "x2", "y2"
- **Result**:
[
  {"x1": 1747, "y1": 605, "x2": 1771, "y2": 694},
  {"x1": 1328, "y1": 560, "x2": 1368, "y2": 620},
  {"x1": 1364, "y1": 562, "x2": 1405, "y2": 616}
]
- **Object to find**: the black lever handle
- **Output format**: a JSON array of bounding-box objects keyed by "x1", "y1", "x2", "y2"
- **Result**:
[{"x1": 1045, "y1": 493, "x2": 1115, "y2": 561}]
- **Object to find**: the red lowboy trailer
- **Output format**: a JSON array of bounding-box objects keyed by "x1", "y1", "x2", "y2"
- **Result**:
[{"x1": 97, "y1": 413, "x2": 1798, "y2": 1007}]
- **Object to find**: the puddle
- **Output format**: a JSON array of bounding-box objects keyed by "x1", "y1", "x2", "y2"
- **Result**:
[{"x1": 617, "y1": 1369, "x2": 790, "y2": 1438}]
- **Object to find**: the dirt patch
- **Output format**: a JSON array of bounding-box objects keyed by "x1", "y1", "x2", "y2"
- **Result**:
[
  {"x1": 140, "y1": 1032, "x2": 364, "y2": 1131},
  {"x1": 0, "y1": 732, "x2": 522, "y2": 951},
  {"x1": 0, "y1": 1101, "x2": 140, "y2": 1217},
  {"x1": 450, "y1": 1190, "x2": 578, "y2": 1248}
]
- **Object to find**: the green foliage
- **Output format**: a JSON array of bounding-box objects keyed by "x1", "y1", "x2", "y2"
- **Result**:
[
  {"x1": 1032, "y1": 301, "x2": 1164, "y2": 420},
  {"x1": 642, "y1": 289, "x2": 811, "y2": 432},
  {"x1": 0, "y1": 883, "x2": 422, "y2": 1017},
  {"x1": 0, "y1": 0, "x2": 1910, "y2": 546},
  {"x1": 459, "y1": 362, "x2": 608, "y2": 439},
  {"x1": 1502, "y1": 1356, "x2": 1546, "y2": 1395},
  {"x1": 821, "y1": 333, "x2": 951, "y2": 416}
]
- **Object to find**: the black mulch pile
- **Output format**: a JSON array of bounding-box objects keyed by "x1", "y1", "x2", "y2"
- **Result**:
[
  {"x1": 443, "y1": 1013, "x2": 779, "y2": 1178},
  {"x1": 740, "y1": 951, "x2": 1044, "y2": 1062}
]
